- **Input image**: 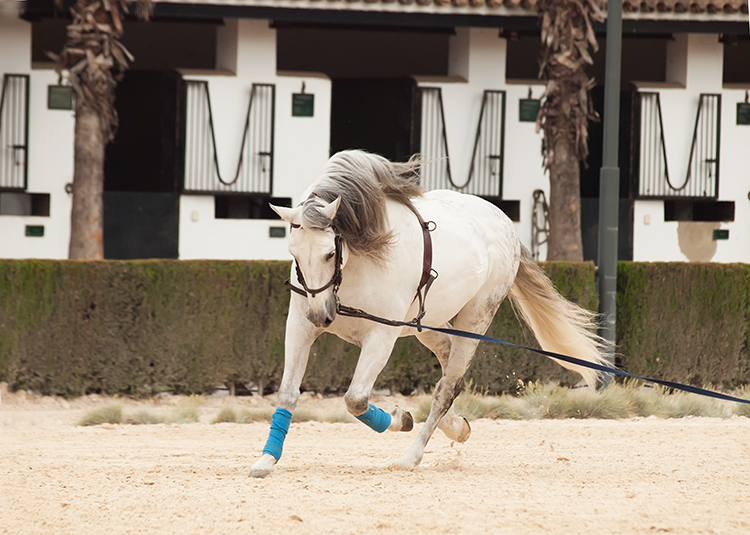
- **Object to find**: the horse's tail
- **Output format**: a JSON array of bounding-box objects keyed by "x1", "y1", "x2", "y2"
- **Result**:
[{"x1": 508, "y1": 245, "x2": 610, "y2": 388}]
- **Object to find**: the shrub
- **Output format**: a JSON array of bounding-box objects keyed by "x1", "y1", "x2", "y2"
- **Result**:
[{"x1": 77, "y1": 402, "x2": 123, "y2": 426}]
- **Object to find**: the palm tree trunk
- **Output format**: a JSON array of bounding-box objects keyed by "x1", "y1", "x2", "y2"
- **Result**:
[
  {"x1": 536, "y1": 0, "x2": 603, "y2": 262},
  {"x1": 51, "y1": 0, "x2": 150, "y2": 259},
  {"x1": 547, "y1": 136, "x2": 583, "y2": 260},
  {"x1": 68, "y1": 102, "x2": 105, "y2": 259}
]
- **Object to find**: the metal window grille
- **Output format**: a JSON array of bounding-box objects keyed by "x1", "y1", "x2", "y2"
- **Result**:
[
  {"x1": 637, "y1": 92, "x2": 720, "y2": 199},
  {"x1": 0, "y1": 74, "x2": 29, "y2": 192},
  {"x1": 418, "y1": 88, "x2": 506, "y2": 197},
  {"x1": 184, "y1": 81, "x2": 275, "y2": 194},
  {"x1": 419, "y1": 87, "x2": 451, "y2": 191}
]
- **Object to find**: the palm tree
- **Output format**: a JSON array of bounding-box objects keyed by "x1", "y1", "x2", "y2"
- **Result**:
[
  {"x1": 49, "y1": 0, "x2": 150, "y2": 259},
  {"x1": 536, "y1": 0, "x2": 603, "y2": 261}
]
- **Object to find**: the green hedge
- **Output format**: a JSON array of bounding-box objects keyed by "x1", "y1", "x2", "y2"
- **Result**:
[
  {"x1": 616, "y1": 262, "x2": 750, "y2": 389},
  {"x1": 0, "y1": 260, "x2": 290, "y2": 397},
  {"x1": 1, "y1": 260, "x2": 748, "y2": 397}
]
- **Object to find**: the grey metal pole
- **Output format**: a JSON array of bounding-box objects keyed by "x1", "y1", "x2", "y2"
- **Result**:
[{"x1": 597, "y1": 0, "x2": 623, "y2": 368}]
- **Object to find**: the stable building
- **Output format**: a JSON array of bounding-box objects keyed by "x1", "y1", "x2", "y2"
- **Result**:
[{"x1": 1, "y1": 0, "x2": 749, "y2": 262}]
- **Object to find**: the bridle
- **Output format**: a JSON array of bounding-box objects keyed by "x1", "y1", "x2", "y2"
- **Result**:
[
  {"x1": 287, "y1": 225, "x2": 344, "y2": 299},
  {"x1": 285, "y1": 206, "x2": 437, "y2": 330}
]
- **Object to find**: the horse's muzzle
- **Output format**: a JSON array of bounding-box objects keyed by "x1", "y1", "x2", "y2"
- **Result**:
[
  {"x1": 306, "y1": 296, "x2": 337, "y2": 328},
  {"x1": 306, "y1": 310, "x2": 335, "y2": 328}
]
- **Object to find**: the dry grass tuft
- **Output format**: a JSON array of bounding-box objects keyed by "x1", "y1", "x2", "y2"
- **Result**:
[
  {"x1": 78, "y1": 403, "x2": 123, "y2": 426},
  {"x1": 292, "y1": 407, "x2": 354, "y2": 423},
  {"x1": 172, "y1": 395, "x2": 203, "y2": 423},
  {"x1": 414, "y1": 381, "x2": 526, "y2": 422},
  {"x1": 655, "y1": 390, "x2": 726, "y2": 419},
  {"x1": 236, "y1": 408, "x2": 274, "y2": 423},
  {"x1": 415, "y1": 380, "x2": 741, "y2": 423},
  {"x1": 79, "y1": 381, "x2": 750, "y2": 428},
  {"x1": 516, "y1": 381, "x2": 733, "y2": 420},
  {"x1": 129, "y1": 410, "x2": 166, "y2": 425},
  {"x1": 212, "y1": 406, "x2": 239, "y2": 424},
  {"x1": 732, "y1": 386, "x2": 750, "y2": 417},
  {"x1": 229, "y1": 406, "x2": 354, "y2": 425}
]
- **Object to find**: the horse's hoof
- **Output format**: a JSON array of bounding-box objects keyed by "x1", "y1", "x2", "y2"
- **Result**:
[
  {"x1": 249, "y1": 454, "x2": 276, "y2": 478},
  {"x1": 455, "y1": 417, "x2": 471, "y2": 443},
  {"x1": 400, "y1": 410, "x2": 414, "y2": 432},
  {"x1": 389, "y1": 456, "x2": 419, "y2": 470},
  {"x1": 390, "y1": 446, "x2": 424, "y2": 470},
  {"x1": 388, "y1": 406, "x2": 414, "y2": 432}
]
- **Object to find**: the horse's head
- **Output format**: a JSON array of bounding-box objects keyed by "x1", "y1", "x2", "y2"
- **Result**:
[{"x1": 271, "y1": 197, "x2": 346, "y2": 328}]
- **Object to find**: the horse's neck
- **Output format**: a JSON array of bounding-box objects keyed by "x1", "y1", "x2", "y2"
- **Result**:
[{"x1": 344, "y1": 200, "x2": 420, "y2": 278}]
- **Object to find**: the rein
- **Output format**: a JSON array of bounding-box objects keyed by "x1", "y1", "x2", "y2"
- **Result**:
[{"x1": 285, "y1": 205, "x2": 437, "y2": 329}]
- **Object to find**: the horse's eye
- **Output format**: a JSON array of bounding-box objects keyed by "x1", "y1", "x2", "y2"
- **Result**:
[{"x1": 325, "y1": 251, "x2": 335, "y2": 262}]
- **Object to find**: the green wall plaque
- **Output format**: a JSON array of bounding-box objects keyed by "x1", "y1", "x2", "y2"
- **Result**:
[
  {"x1": 269, "y1": 226, "x2": 286, "y2": 238},
  {"x1": 713, "y1": 229, "x2": 729, "y2": 241},
  {"x1": 519, "y1": 99, "x2": 540, "y2": 122},
  {"x1": 737, "y1": 103, "x2": 750, "y2": 125},
  {"x1": 292, "y1": 93, "x2": 314, "y2": 117},
  {"x1": 48, "y1": 85, "x2": 73, "y2": 110},
  {"x1": 25, "y1": 225, "x2": 45, "y2": 237}
]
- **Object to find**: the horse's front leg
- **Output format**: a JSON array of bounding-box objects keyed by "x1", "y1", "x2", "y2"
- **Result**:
[
  {"x1": 249, "y1": 307, "x2": 319, "y2": 478},
  {"x1": 344, "y1": 329, "x2": 414, "y2": 435}
]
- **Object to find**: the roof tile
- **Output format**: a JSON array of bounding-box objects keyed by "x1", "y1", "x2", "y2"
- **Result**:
[
  {"x1": 152, "y1": 0, "x2": 749, "y2": 18},
  {"x1": 619, "y1": 0, "x2": 748, "y2": 13}
]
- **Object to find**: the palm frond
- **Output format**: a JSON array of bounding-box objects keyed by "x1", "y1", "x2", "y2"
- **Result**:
[
  {"x1": 50, "y1": 0, "x2": 149, "y2": 141},
  {"x1": 536, "y1": 0, "x2": 604, "y2": 169}
]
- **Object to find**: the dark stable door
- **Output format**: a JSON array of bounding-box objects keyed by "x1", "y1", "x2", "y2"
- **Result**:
[
  {"x1": 330, "y1": 77, "x2": 419, "y2": 162},
  {"x1": 103, "y1": 70, "x2": 183, "y2": 259},
  {"x1": 579, "y1": 84, "x2": 637, "y2": 262}
]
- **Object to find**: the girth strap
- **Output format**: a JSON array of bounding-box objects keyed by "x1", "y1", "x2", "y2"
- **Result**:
[{"x1": 405, "y1": 203, "x2": 438, "y2": 330}]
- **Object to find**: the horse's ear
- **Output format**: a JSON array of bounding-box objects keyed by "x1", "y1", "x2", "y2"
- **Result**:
[
  {"x1": 270, "y1": 203, "x2": 299, "y2": 224},
  {"x1": 320, "y1": 196, "x2": 341, "y2": 221}
]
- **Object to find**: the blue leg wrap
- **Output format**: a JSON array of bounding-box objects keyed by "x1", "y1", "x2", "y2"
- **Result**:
[
  {"x1": 355, "y1": 404, "x2": 392, "y2": 433},
  {"x1": 262, "y1": 408, "x2": 292, "y2": 461}
]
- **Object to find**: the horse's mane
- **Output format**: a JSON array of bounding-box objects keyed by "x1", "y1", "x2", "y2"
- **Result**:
[{"x1": 301, "y1": 150, "x2": 423, "y2": 262}]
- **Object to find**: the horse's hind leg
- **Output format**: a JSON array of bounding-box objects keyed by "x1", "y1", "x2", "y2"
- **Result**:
[
  {"x1": 394, "y1": 293, "x2": 504, "y2": 469},
  {"x1": 416, "y1": 328, "x2": 471, "y2": 443},
  {"x1": 392, "y1": 336, "x2": 478, "y2": 469}
]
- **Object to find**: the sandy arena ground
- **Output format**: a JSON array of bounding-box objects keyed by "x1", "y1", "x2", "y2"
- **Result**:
[{"x1": 1, "y1": 387, "x2": 749, "y2": 535}]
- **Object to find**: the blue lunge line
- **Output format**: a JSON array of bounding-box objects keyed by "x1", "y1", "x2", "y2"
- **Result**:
[
  {"x1": 355, "y1": 404, "x2": 392, "y2": 433},
  {"x1": 262, "y1": 408, "x2": 292, "y2": 461},
  {"x1": 416, "y1": 323, "x2": 750, "y2": 405},
  {"x1": 336, "y1": 304, "x2": 750, "y2": 406}
]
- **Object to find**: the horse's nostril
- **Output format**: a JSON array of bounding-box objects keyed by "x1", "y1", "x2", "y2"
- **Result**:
[{"x1": 323, "y1": 317, "x2": 333, "y2": 328}]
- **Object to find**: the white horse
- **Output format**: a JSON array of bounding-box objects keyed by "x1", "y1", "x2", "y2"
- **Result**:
[{"x1": 250, "y1": 150, "x2": 608, "y2": 478}]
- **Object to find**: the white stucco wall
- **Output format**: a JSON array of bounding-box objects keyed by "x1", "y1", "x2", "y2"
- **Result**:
[
  {"x1": 417, "y1": 28, "x2": 549, "y2": 258},
  {"x1": 0, "y1": 8, "x2": 74, "y2": 259},
  {"x1": 632, "y1": 34, "x2": 750, "y2": 262},
  {"x1": 178, "y1": 19, "x2": 331, "y2": 261}
]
